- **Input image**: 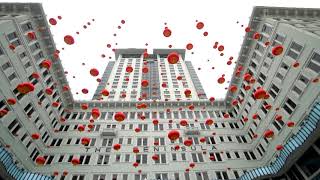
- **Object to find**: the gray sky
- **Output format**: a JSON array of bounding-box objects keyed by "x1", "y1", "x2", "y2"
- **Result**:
[{"x1": 10, "y1": 0, "x2": 320, "y2": 100}]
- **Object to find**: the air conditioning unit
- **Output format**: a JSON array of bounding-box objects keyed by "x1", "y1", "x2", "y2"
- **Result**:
[{"x1": 101, "y1": 129, "x2": 117, "y2": 137}]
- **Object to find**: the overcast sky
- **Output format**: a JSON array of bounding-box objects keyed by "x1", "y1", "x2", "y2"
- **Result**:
[{"x1": 10, "y1": 0, "x2": 320, "y2": 100}]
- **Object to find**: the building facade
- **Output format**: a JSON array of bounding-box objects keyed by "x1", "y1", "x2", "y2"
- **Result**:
[{"x1": 0, "y1": 3, "x2": 319, "y2": 180}]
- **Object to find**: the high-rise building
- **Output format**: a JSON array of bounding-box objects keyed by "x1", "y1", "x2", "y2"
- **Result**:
[
  {"x1": 0, "y1": 3, "x2": 319, "y2": 180},
  {"x1": 92, "y1": 49, "x2": 207, "y2": 101}
]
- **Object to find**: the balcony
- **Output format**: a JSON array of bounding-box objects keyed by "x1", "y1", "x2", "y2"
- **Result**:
[
  {"x1": 100, "y1": 128, "x2": 117, "y2": 137},
  {"x1": 184, "y1": 127, "x2": 200, "y2": 136}
]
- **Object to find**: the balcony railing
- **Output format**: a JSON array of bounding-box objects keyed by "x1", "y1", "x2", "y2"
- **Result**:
[
  {"x1": 239, "y1": 101, "x2": 320, "y2": 180},
  {"x1": 100, "y1": 128, "x2": 117, "y2": 137},
  {"x1": 184, "y1": 127, "x2": 200, "y2": 136}
]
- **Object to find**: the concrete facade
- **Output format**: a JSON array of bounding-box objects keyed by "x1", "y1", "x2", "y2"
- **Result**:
[{"x1": 0, "y1": 3, "x2": 319, "y2": 180}]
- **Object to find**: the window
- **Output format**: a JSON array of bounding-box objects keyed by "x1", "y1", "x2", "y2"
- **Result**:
[
  {"x1": 136, "y1": 154, "x2": 148, "y2": 164},
  {"x1": 7, "y1": 32, "x2": 17, "y2": 40},
  {"x1": 137, "y1": 138, "x2": 148, "y2": 146},
  {"x1": 195, "y1": 172, "x2": 209, "y2": 180},
  {"x1": 307, "y1": 52, "x2": 320, "y2": 73},
  {"x1": 97, "y1": 155, "x2": 110, "y2": 165},
  {"x1": 2, "y1": 62, "x2": 11, "y2": 71},
  {"x1": 154, "y1": 154, "x2": 166, "y2": 164},
  {"x1": 287, "y1": 41, "x2": 303, "y2": 59},
  {"x1": 154, "y1": 137, "x2": 165, "y2": 145},
  {"x1": 283, "y1": 98, "x2": 297, "y2": 115},
  {"x1": 292, "y1": 85, "x2": 302, "y2": 96},
  {"x1": 191, "y1": 153, "x2": 204, "y2": 162},
  {"x1": 269, "y1": 83, "x2": 280, "y2": 99}
]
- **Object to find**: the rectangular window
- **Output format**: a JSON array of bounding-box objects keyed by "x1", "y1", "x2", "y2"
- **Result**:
[
  {"x1": 283, "y1": 98, "x2": 297, "y2": 115},
  {"x1": 307, "y1": 52, "x2": 320, "y2": 73}
]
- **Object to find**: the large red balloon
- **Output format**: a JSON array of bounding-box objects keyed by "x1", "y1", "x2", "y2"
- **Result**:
[
  {"x1": 114, "y1": 112, "x2": 126, "y2": 122},
  {"x1": 196, "y1": 22, "x2": 204, "y2": 29},
  {"x1": 163, "y1": 28, "x2": 172, "y2": 37},
  {"x1": 81, "y1": 137, "x2": 90, "y2": 145},
  {"x1": 17, "y1": 82, "x2": 35, "y2": 94},
  {"x1": 49, "y1": 18, "x2": 57, "y2": 25},
  {"x1": 186, "y1": 43, "x2": 193, "y2": 50},
  {"x1": 113, "y1": 144, "x2": 121, "y2": 150},
  {"x1": 184, "y1": 139, "x2": 193, "y2": 146},
  {"x1": 71, "y1": 158, "x2": 80, "y2": 165},
  {"x1": 272, "y1": 45, "x2": 284, "y2": 56},
  {"x1": 101, "y1": 89, "x2": 109, "y2": 96},
  {"x1": 141, "y1": 80, "x2": 149, "y2": 87},
  {"x1": 64, "y1": 35, "x2": 74, "y2": 45},
  {"x1": 168, "y1": 130, "x2": 180, "y2": 141},
  {"x1": 167, "y1": 52, "x2": 180, "y2": 64},
  {"x1": 36, "y1": 156, "x2": 46, "y2": 165},
  {"x1": 90, "y1": 68, "x2": 99, "y2": 76}
]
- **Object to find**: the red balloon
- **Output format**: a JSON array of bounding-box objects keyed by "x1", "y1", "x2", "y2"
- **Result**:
[
  {"x1": 184, "y1": 89, "x2": 191, "y2": 97},
  {"x1": 253, "y1": 32, "x2": 261, "y2": 39},
  {"x1": 254, "y1": 88, "x2": 267, "y2": 99},
  {"x1": 52, "y1": 102, "x2": 59, "y2": 107},
  {"x1": 186, "y1": 43, "x2": 193, "y2": 50},
  {"x1": 126, "y1": 66, "x2": 133, "y2": 73},
  {"x1": 287, "y1": 121, "x2": 295, "y2": 127},
  {"x1": 245, "y1": 27, "x2": 251, "y2": 32},
  {"x1": 152, "y1": 119, "x2": 159, "y2": 125},
  {"x1": 272, "y1": 45, "x2": 284, "y2": 56},
  {"x1": 101, "y1": 89, "x2": 109, "y2": 96},
  {"x1": 209, "y1": 97, "x2": 215, "y2": 102},
  {"x1": 81, "y1": 103, "x2": 88, "y2": 110},
  {"x1": 205, "y1": 119, "x2": 214, "y2": 125},
  {"x1": 71, "y1": 158, "x2": 80, "y2": 166},
  {"x1": 264, "y1": 129, "x2": 274, "y2": 138},
  {"x1": 135, "y1": 127, "x2": 141, "y2": 133},
  {"x1": 218, "y1": 45, "x2": 224, "y2": 52},
  {"x1": 113, "y1": 144, "x2": 121, "y2": 150},
  {"x1": 81, "y1": 88, "x2": 88, "y2": 94},
  {"x1": 133, "y1": 147, "x2": 139, "y2": 153},
  {"x1": 217, "y1": 76, "x2": 225, "y2": 84},
  {"x1": 142, "y1": 66, "x2": 149, "y2": 73},
  {"x1": 64, "y1": 35, "x2": 74, "y2": 45},
  {"x1": 184, "y1": 139, "x2": 193, "y2": 146},
  {"x1": 121, "y1": 20, "x2": 125, "y2": 24},
  {"x1": 189, "y1": 162, "x2": 195, "y2": 168},
  {"x1": 141, "y1": 80, "x2": 149, "y2": 87},
  {"x1": 163, "y1": 28, "x2": 172, "y2": 37},
  {"x1": 77, "y1": 124, "x2": 85, "y2": 132},
  {"x1": 90, "y1": 68, "x2": 99, "y2": 76},
  {"x1": 81, "y1": 137, "x2": 90, "y2": 145},
  {"x1": 180, "y1": 119, "x2": 188, "y2": 126},
  {"x1": 203, "y1": 31, "x2": 208, "y2": 36},
  {"x1": 49, "y1": 18, "x2": 57, "y2": 25},
  {"x1": 199, "y1": 137, "x2": 206, "y2": 143},
  {"x1": 168, "y1": 130, "x2": 180, "y2": 141},
  {"x1": 36, "y1": 156, "x2": 46, "y2": 165},
  {"x1": 114, "y1": 112, "x2": 126, "y2": 122},
  {"x1": 91, "y1": 108, "x2": 100, "y2": 119},
  {"x1": 7, "y1": 98, "x2": 16, "y2": 105},
  {"x1": 167, "y1": 52, "x2": 180, "y2": 64},
  {"x1": 152, "y1": 154, "x2": 159, "y2": 161},
  {"x1": 209, "y1": 156, "x2": 215, "y2": 161},
  {"x1": 133, "y1": 162, "x2": 139, "y2": 167},
  {"x1": 276, "y1": 145, "x2": 284, "y2": 151},
  {"x1": 27, "y1": 32, "x2": 36, "y2": 40},
  {"x1": 31, "y1": 133, "x2": 40, "y2": 140},
  {"x1": 41, "y1": 59, "x2": 52, "y2": 69},
  {"x1": 196, "y1": 22, "x2": 204, "y2": 29},
  {"x1": 45, "y1": 88, "x2": 53, "y2": 95},
  {"x1": 16, "y1": 82, "x2": 35, "y2": 94}
]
